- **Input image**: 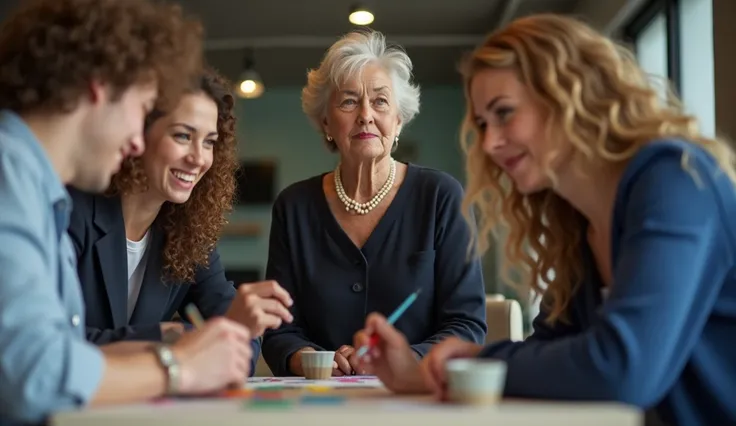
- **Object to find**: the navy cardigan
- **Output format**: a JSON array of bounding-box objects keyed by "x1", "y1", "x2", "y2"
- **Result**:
[{"x1": 262, "y1": 163, "x2": 488, "y2": 376}]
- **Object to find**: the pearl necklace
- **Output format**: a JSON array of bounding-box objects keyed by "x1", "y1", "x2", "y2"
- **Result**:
[{"x1": 334, "y1": 160, "x2": 396, "y2": 215}]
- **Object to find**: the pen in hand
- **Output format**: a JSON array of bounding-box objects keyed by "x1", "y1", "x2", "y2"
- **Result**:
[
  {"x1": 356, "y1": 288, "x2": 422, "y2": 358},
  {"x1": 184, "y1": 303, "x2": 205, "y2": 329}
]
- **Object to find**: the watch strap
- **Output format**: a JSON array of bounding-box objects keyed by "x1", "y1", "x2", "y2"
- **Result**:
[{"x1": 152, "y1": 344, "x2": 181, "y2": 395}]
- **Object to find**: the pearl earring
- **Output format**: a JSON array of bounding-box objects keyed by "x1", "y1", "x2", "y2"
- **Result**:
[{"x1": 326, "y1": 135, "x2": 333, "y2": 142}]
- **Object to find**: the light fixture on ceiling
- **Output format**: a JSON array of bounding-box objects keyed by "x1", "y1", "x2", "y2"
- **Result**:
[
  {"x1": 349, "y1": 4, "x2": 374, "y2": 26},
  {"x1": 234, "y1": 50, "x2": 264, "y2": 99}
]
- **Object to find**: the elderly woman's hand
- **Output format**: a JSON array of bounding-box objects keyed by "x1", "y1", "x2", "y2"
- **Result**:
[{"x1": 333, "y1": 345, "x2": 368, "y2": 376}]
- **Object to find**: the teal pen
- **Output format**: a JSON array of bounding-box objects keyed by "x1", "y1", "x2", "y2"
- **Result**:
[{"x1": 356, "y1": 288, "x2": 422, "y2": 357}]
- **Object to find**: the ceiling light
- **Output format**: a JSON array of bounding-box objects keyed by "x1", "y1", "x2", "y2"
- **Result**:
[
  {"x1": 235, "y1": 69, "x2": 264, "y2": 99},
  {"x1": 349, "y1": 5, "x2": 374, "y2": 26},
  {"x1": 235, "y1": 51, "x2": 265, "y2": 99}
]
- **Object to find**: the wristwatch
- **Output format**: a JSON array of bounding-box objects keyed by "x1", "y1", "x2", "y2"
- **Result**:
[{"x1": 151, "y1": 344, "x2": 181, "y2": 395}]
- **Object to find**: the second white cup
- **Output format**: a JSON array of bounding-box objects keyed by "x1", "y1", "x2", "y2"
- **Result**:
[{"x1": 445, "y1": 358, "x2": 507, "y2": 405}]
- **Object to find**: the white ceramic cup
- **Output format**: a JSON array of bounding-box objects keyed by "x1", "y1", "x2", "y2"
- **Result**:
[
  {"x1": 445, "y1": 359, "x2": 507, "y2": 405},
  {"x1": 301, "y1": 351, "x2": 335, "y2": 380}
]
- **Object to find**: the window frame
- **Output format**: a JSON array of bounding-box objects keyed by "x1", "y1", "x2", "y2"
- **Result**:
[{"x1": 623, "y1": 0, "x2": 682, "y2": 94}]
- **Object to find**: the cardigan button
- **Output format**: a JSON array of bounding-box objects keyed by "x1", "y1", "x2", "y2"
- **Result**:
[
  {"x1": 70, "y1": 314, "x2": 80, "y2": 327},
  {"x1": 351, "y1": 282, "x2": 364, "y2": 293}
]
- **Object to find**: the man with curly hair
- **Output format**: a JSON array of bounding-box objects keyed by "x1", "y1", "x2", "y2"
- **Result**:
[{"x1": 0, "y1": 1, "x2": 255, "y2": 425}]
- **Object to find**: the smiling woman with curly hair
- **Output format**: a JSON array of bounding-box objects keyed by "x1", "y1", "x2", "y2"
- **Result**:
[
  {"x1": 109, "y1": 68, "x2": 239, "y2": 284},
  {"x1": 67, "y1": 67, "x2": 294, "y2": 376}
]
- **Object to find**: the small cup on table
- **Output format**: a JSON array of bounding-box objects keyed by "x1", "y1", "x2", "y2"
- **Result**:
[
  {"x1": 301, "y1": 351, "x2": 335, "y2": 380},
  {"x1": 445, "y1": 359, "x2": 507, "y2": 406}
]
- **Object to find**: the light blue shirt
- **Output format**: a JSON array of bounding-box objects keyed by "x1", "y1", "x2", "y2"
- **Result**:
[{"x1": 0, "y1": 110, "x2": 104, "y2": 424}]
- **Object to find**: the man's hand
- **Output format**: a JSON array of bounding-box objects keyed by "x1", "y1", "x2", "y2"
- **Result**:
[
  {"x1": 173, "y1": 318, "x2": 253, "y2": 393},
  {"x1": 100, "y1": 341, "x2": 153, "y2": 355},
  {"x1": 225, "y1": 280, "x2": 293, "y2": 337}
]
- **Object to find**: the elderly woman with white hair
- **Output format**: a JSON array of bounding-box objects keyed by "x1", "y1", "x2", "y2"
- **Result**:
[{"x1": 261, "y1": 30, "x2": 487, "y2": 377}]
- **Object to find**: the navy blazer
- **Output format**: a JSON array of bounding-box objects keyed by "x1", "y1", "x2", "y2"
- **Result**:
[{"x1": 67, "y1": 188, "x2": 259, "y2": 375}]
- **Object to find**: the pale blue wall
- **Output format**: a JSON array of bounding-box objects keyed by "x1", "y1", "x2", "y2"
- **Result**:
[{"x1": 217, "y1": 85, "x2": 468, "y2": 275}]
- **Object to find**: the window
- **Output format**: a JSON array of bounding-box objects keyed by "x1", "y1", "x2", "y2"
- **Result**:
[
  {"x1": 678, "y1": 0, "x2": 715, "y2": 137},
  {"x1": 634, "y1": 12, "x2": 669, "y2": 97},
  {"x1": 624, "y1": 0, "x2": 716, "y2": 137},
  {"x1": 623, "y1": 0, "x2": 681, "y2": 95}
]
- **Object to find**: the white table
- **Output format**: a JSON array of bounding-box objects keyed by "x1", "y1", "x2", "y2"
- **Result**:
[{"x1": 52, "y1": 384, "x2": 642, "y2": 426}]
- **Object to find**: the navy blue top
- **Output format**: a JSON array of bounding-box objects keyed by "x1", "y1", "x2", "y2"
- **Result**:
[
  {"x1": 478, "y1": 140, "x2": 736, "y2": 425},
  {"x1": 262, "y1": 163, "x2": 488, "y2": 376},
  {"x1": 67, "y1": 189, "x2": 260, "y2": 375}
]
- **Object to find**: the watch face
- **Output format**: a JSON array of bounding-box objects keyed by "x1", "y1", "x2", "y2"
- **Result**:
[{"x1": 156, "y1": 345, "x2": 175, "y2": 367}]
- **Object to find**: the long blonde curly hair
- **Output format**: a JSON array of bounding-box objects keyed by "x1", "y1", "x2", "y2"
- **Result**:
[{"x1": 460, "y1": 14, "x2": 736, "y2": 324}]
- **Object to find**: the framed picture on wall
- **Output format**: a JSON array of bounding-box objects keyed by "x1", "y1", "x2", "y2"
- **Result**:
[
  {"x1": 226, "y1": 268, "x2": 262, "y2": 286},
  {"x1": 234, "y1": 159, "x2": 277, "y2": 205}
]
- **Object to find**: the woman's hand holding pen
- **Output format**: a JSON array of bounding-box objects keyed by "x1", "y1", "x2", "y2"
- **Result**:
[
  {"x1": 352, "y1": 313, "x2": 427, "y2": 394},
  {"x1": 354, "y1": 313, "x2": 486, "y2": 400}
]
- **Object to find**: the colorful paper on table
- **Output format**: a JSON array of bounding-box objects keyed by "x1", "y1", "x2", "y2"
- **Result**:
[
  {"x1": 245, "y1": 376, "x2": 384, "y2": 390},
  {"x1": 252, "y1": 391, "x2": 284, "y2": 400},
  {"x1": 299, "y1": 395, "x2": 347, "y2": 405},
  {"x1": 245, "y1": 398, "x2": 293, "y2": 410},
  {"x1": 220, "y1": 388, "x2": 253, "y2": 398}
]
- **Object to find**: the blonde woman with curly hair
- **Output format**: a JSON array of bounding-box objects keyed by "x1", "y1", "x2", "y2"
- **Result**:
[
  {"x1": 68, "y1": 68, "x2": 293, "y2": 375},
  {"x1": 354, "y1": 14, "x2": 736, "y2": 425}
]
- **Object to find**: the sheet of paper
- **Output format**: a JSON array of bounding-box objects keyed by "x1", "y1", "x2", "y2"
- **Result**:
[{"x1": 245, "y1": 375, "x2": 384, "y2": 389}]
